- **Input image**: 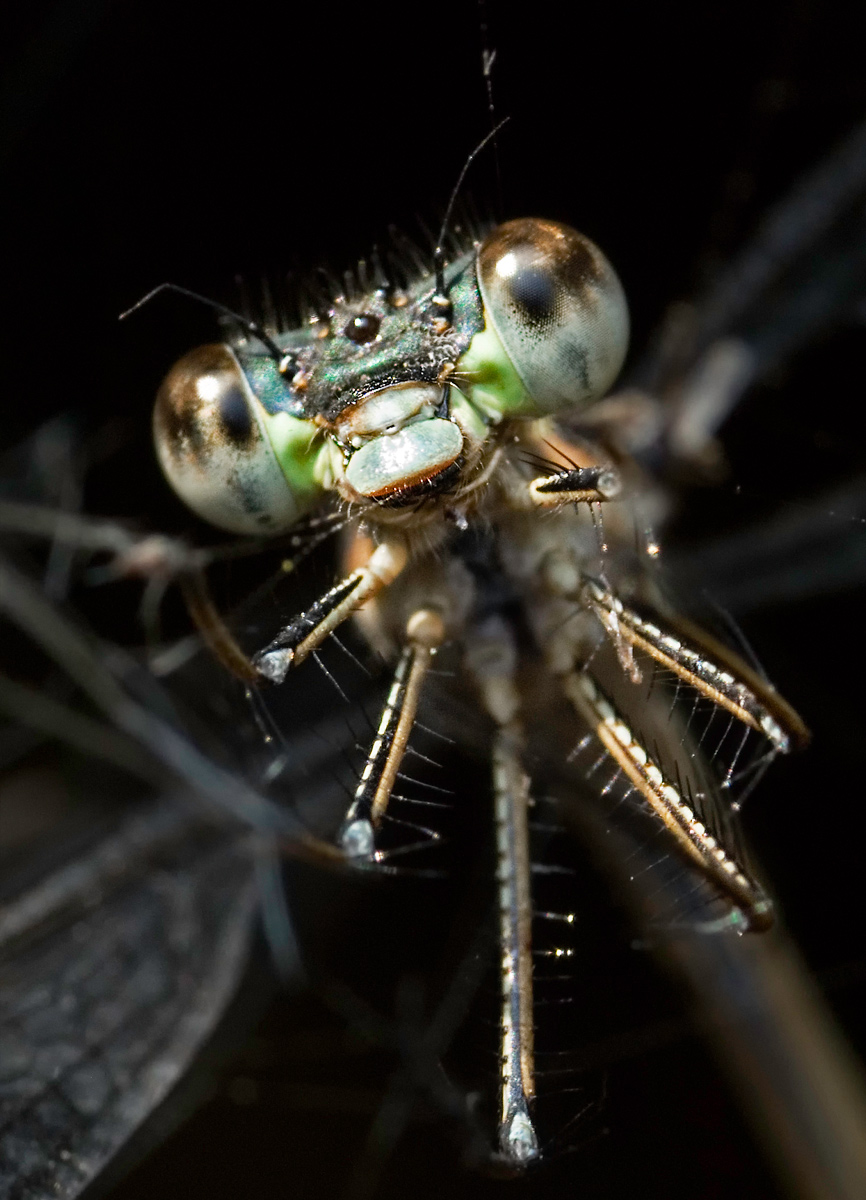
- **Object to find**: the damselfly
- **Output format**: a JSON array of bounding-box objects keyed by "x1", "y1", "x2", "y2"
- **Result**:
[{"x1": 1, "y1": 9, "x2": 863, "y2": 1200}]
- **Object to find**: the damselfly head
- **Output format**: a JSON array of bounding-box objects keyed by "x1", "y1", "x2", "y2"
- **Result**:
[{"x1": 152, "y1": 219, "x2": 629, "y2": 529}]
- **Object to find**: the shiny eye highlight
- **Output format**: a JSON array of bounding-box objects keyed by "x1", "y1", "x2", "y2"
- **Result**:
[
  {"x1": 344, "y1": 312, "x2": 381, "y2": 343},
  {"x1": 153, "y1": 344, "x2": 311, "y2": 534},
  {"x1": 476, "y1": 218, "x2": 629, "y2": 414}
]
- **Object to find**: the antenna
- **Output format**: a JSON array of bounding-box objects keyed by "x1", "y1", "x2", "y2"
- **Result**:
[
  {"x1": 433, "y1": 117, "x2": 510, "y2": 306},
  {"x1": 119, "y1": 282, "x2": 294, "y2": 372}
]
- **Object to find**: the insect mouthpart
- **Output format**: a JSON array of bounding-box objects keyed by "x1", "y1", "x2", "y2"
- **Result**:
[{"x1": 336, "y1": 381, "x2": 466, "y2": 505}]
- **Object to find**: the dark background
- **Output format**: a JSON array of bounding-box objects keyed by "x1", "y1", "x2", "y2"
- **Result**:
[{"x1": 3, "y1": 2, "x2": 866, "y2": 1198}]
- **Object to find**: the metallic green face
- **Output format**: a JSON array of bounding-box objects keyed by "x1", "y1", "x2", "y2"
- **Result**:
[{"x1": 153, "y1": 219, "x2": 629, "y2": 533}]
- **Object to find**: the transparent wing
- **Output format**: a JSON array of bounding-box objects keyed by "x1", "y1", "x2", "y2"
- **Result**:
[{"x1": 0, "y1": 800, "x2": 259, "y2": 1200}]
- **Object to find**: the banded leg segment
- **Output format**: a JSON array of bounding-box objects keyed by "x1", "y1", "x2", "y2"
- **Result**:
[
  {"x1": 177, "y1": 540, "x2": 407, "y2": 686},
  {"x1": 581, "y1": 579, "x2": 809, "y2": 752},
  {"x1": 563, "y1": 669, "x2": 773, "y2": 931},
  {"x1": 254, "y1": 540, "x2": 407, "y2": 683},
  {"x1": 340, "y1": 609, "x2": 444, "y2": 859},
  {"x1": 493, "y1": 721, "x2": 539, "y2": 1165},
  {"x1": 527, "y1": 465, "x2": 621, "y2": 508},
  {"x1": 466, "y1": 621, "x2": 539, "y2": 1165}
]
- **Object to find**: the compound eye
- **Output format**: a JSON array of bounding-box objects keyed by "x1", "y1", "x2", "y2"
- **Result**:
[
  {"x1": 477, "y1": 218, "x2": 629, "y2": 413},
  {"x1": 153, "y1": 344, "x2": 304, "y2": 534}
]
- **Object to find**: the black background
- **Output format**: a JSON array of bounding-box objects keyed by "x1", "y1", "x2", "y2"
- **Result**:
[{"x1": 3, "y1": 2, "x2": 866, "y2": 1198}]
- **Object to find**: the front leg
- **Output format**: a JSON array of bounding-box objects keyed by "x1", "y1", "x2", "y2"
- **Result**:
[
  {"x1": 179, "y1": 539, "x2": 408, "y2": 685},
  {"x1": 254, "y1": 540, "x2": 407, "y2": 682}
]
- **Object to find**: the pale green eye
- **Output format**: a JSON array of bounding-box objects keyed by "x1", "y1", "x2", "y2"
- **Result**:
[
  {"x1": 153, "y1": 344, "x2": 321, "y2": 534},
  {"x1": 474, "y1": 218, "x2": 629, "y2": 415}
]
